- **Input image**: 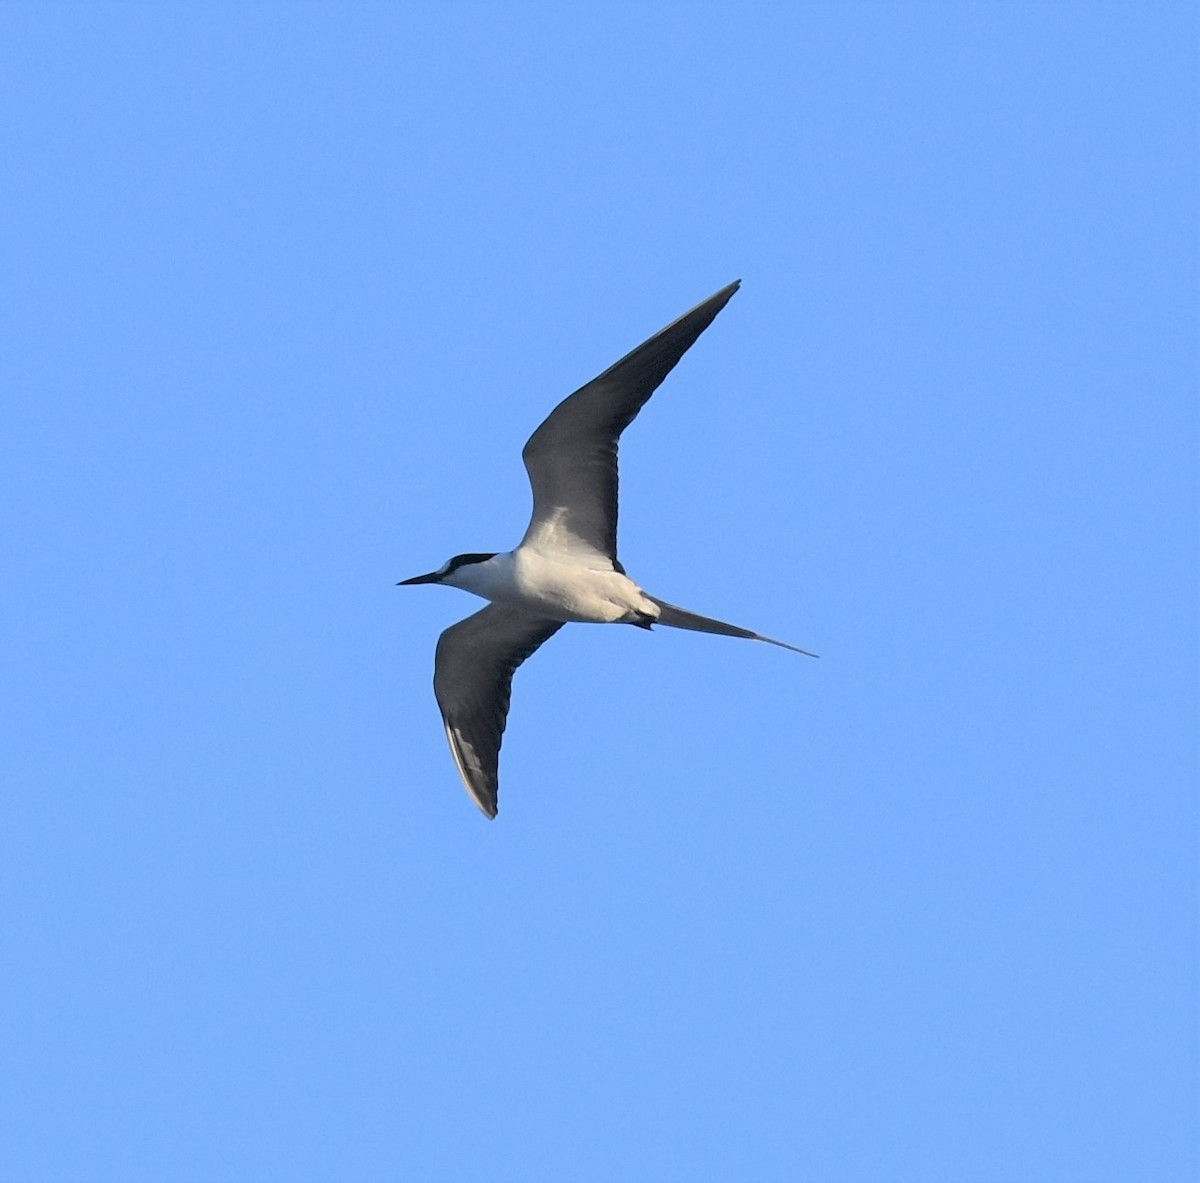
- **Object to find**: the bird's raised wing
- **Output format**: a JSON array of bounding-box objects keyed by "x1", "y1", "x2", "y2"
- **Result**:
[
  {"x1": 432, "y1": 604, "x2": 564, "y2": 818},
  {"x1": 520, "y1": 281, "x2": 740, "y2": 563}
]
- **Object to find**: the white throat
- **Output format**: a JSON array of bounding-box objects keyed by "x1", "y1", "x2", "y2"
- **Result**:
[{"x1": 443, "y1": 553, "x2": 512, "y2": 599}]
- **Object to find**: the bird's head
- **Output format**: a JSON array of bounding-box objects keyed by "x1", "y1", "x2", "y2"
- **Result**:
[{"x1": 397, "y1": 553, "x2": 497, "y2": 591}]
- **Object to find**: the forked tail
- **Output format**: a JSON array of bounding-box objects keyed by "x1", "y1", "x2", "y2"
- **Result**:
[{"x1": 647, "y1": 596, "x2": 818, "y2": 657}]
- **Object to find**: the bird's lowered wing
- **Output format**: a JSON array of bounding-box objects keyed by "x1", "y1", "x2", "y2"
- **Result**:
[
  {"x1": 520, "y1": 281, "x2": 740, "y2": 563},
  {"x1": 432, "y1": 604, "x2": 564, "y2": 818}
]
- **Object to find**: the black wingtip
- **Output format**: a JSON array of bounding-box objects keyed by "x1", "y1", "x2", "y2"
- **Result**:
[
  {"x1": 661, "y1": 280, "x2": 742, "y2": 342},
  {"x1": 685, "y1": 281, "x2": 740, "y2": 316},
  {"x1": 698, "y1": 280, "x2": 741, "y2": 320}
]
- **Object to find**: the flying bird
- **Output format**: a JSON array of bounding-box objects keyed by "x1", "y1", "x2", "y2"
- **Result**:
[{"x1": 400, "y1": 281, "x2": 815, "y2": 817}]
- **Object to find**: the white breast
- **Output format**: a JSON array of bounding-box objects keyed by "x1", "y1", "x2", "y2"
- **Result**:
[{"x1": 447, "y1": 548, "x2": 651, "y2": 623}]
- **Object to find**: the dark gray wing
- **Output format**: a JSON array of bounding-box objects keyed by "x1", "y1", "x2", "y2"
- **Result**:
[
  {"x1": 520, "y1": 281, "x2": 740, "y2": 562},
  {"x1": 432, "y1": 604, "x2": 564, "y2": 818}
]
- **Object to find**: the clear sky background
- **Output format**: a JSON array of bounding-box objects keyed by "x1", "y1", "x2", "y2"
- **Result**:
[{"x1": 2, "y1": 4, "x2": 1196, "y2": 1182}]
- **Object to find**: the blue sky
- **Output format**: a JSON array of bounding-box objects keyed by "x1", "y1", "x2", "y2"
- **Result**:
[{"x1": 2, "y1": 4, "x2": 1196, "y2": 1181}]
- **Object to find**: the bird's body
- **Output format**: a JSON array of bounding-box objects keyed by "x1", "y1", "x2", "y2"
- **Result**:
[
  {"x1": 440, "y1": 549, "x2": 657, "y2": 625},
  {"x1": 401, "y1": 281, "x2": 815, "y2": 817}
]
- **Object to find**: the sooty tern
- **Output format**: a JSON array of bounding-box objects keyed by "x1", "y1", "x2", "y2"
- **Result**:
[{"x1": 401, "y1": 281, "x2": 815, "y2": 817}]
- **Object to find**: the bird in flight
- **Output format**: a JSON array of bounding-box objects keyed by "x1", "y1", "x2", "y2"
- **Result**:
[{"x1": 400, "y1": 281, "x2": 815, "y2": 817}]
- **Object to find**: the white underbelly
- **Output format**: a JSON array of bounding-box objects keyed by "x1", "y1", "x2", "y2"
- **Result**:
[{"x1": 506, "y1": 551, "x2": 654, "y2": 624}]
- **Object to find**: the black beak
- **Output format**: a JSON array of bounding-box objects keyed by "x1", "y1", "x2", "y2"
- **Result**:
[{"x1": 397, "y1": 571, "x2": 441, "y2": 586}]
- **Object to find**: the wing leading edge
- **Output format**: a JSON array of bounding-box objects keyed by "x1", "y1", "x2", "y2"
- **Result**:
[
  {"x1": 432, "y1": 604, "x2": 564, "y2": 818},
  {"x1": 520, "y1": 281, "x2": 741, "y2": 562}
]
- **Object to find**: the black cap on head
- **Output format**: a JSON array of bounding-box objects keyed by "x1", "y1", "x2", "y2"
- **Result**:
[{"x1": 443, "y1": 552, "x2": 496, "y2": 574}]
